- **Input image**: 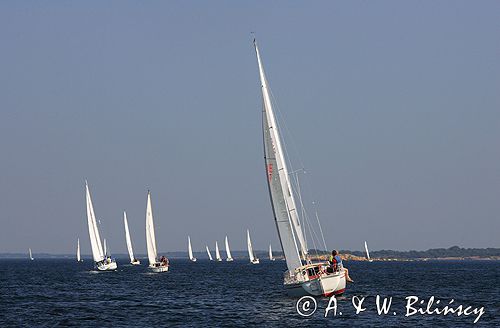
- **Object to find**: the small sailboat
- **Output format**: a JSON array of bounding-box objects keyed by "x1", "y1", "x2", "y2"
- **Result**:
[
  {"x1": 188, "y1": 236, "x2": 197, "y2": 262},
  {"x1": 29, "y1": 248, "x2": 34, "y2": 261},
  {"x1": 254, "y1": 40, "x2": 346, "y2": 296},
  {"x1": 269, "y1": 244, "x2": 275, "y2": 261},
  {"x1": 124, "y1": 211, "x2": 140, "y2": 265},
  {"x1": 215, "y1": 241, "x2": 222, "y2": 262},
  {"x1": 206, "y1": 245, "x2": 213, "y2": 261},
  {"x1": 146, "y1": 191, "x2": 169, "y2": 273},
  {"x1": 225, "y1": 236, "x2": 234, "y2": 262},
  {"x1": 247, "y1": 230, "x2": 260, "y2": 264},
  {"x1": 76, "y1": 238, "x2": 82, "y2": 262},
  {"x1": 364, "y1": 241, "x2": 373, "y2": 262},
  {"x1": 85, "y1": 181, "x2": 117, "y2": 271}
]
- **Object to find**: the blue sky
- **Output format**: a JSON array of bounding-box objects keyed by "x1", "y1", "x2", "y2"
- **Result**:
[{"x1": 0, "y1": 1, "x2": 499, "y2": 254}]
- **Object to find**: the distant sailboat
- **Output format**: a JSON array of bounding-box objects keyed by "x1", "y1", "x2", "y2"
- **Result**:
[
  {"x1": 225, "y1": 236, "x2": 234, "y2": 262},
  {"x1": 269, "y1": 244, "x2": 275, "y2": 261},
  {"x1": 85, "y1": 181, "x2": 117, "y2": 271},
  {"x1": 215, "y1": 241, "x2": 222, "y2": 262},
  {"x1": 254, "y1": 40, "x2": 346, "y2": 296},
  {"x1": 364, "y1": 241, "x2": 373, "y2": 262},
  {"x1": 188, "y1": 236, "x2": 197, "y2": 262},
  {"x1": 124, "y1": 211, "x2": 140, "y2": 265},
  {"x1": 146, "y1": 191, "x2": 169, "y2": 272},
  {"x1": 76, "y1": 238, "x2": 82, "y2": 262},
  {"x1": 206, "y1": 245, "x2": 213, "y2": 261},
  {"x1": 247, "y1": 230, "x2": 259, "y2": 264},
  {"x1": 29, "y1": 248, "x2": 34, "y2": 261},
  {"x1": 103, "y1": 238, "x2": 107, "y2": 257}
]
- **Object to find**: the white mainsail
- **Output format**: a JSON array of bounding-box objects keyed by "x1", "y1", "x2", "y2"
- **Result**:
[
  {"x1": 146, "y1": 191, "x2": 158, "y2": 266},
  {"x1": 247, "y1": 230, "x2": 257, "y2": 262},
  {"x1": 269, "y1": 244, "x2": 274, "y2": 261},
  {"x1": 123, "y1": 211, "x2": 137, "y2": 263},
  {"x1": 188, "y1": 236, "x2": 196, "y2": 261},
  {"x1": 85, "y1": 181, "x2": 105, "y2": 263},
  {"x1": 206, "y1": 245, "x2": 213, "y2": 260},
  {"x1": 77, "y1": 238, "x2": 81, "y2": 262},
  {"x1": 215, "y1": 241, "x2": 222, "y2": 261},
  {"x1": 364, "y1": 241, "x2": 371, "y2": 261},
  {"x1": 254, "y1": 40, "x2": 308, "y2": 272},
  {"x1": 29, "y1": 248, "x2": 34, "y2": 261},
  {"x1": 225, "y1": 236, "x2": 233, "y2": 261}
]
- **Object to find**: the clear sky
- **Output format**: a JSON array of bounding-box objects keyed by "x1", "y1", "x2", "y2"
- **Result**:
[{"x1": 1, "y1": 1, "x2": 499, "y2": 254}]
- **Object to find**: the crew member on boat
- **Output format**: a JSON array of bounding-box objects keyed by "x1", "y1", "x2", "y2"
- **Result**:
[{"x1": 329, "y1": 250, "x2": 354, "y2": 282}]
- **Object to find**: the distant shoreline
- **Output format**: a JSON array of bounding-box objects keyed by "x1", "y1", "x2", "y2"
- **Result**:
[{"x1": 1, "y1": 245, "x2": 499, "y2": 261}]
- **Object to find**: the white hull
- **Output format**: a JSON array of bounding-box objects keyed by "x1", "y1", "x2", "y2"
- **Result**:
[
  {"x1": 150, "y1": 265, "x2": 169, "y2": 273},
  {"x1": 216, "y1": 258, "x2": 222, "y2": 262},
  {"x1": 96, "y1": 260, "x2": 117, "y2": 271},
  {"x1": 226, "y1": 258, "x2": 233, "y2": 262},
  {"x1": 190, "y1": 258, "x2": 197, "y2": 262},
  {"x1": 251, "y1": 259, "x2": 260, "y2": 264},
  {"x1": 285, "y1": 269, "x2": 346, "y2": 297},
  {"x1": 131, "y1": 260, "x2": 141, "y2": 265}
]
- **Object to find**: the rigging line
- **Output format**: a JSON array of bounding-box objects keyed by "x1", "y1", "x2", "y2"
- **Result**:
[
  {"x1": 293, "y1": 171, "x2": 322, "y2": 259},
  {"x1": 313, "y1": 205, "x2": 328, "y2": 251}
]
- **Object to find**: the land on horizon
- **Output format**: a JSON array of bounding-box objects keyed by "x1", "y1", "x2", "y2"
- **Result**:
[{"x1": 2, "y1": 246, "x2": 499, "y2": 261}]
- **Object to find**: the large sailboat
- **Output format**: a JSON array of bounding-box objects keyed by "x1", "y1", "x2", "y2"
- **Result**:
[
  {"x1": 76, "y1": 238, "x2": 82, "y2": 262},
  {"x1": 247, "y1": 229, "x2": 260, "y2": 264},
  {"x1": 188, "y1": 236, "x2": 197, "y2": 262},
  {"x1": 124, "y1": 211, "x2": 140, "y2": 265},
  {"x1": 215, "y1": 241, "x2": 222, "y2": 262},
  {"x1": 364, "y1": 241, "x2": 373, "y2": 262},
  {"x1": 225, "y1": 236, "x2": 234, "y2": 262},
  {"x1": 206, "y1": 245, "x2": 213, "y2": 261},
  {"x1": 269, "y1": 244, "x2": 275, "y2": 261},
  {"x1": 254, "y1": 40, "x2": 346, "y2": 296},
  {"x1": 145, "y1": 191, "x2": 169, "y2": 273},
  {"x1": 85, "y1": 181, "x2": 117, "y2": 271}
]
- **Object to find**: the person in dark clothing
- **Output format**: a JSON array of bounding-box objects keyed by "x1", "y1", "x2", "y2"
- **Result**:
[{"x1": 329, "y1": 250, "x2": 353, "y2": 282}]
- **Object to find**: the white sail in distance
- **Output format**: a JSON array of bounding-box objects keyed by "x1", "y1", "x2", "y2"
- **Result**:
[
  {"x1": 365, "y1": 241, "x2": 371, "y2": 260},
  {"x1": 269, "y1": 244, "x2": 274, "y2": 261},
  {"x1": 225, "y1": 236, "x2": 233, "y2": 260},
  {"x1": 254, "y1": 40, "x2": 307, "y2": 271},
  {"x1": 77, "y1": 238, "x2": 81, "y2": 262},
  {"x1": 215, "y1": 241, "x2": 222, "y2": 261},
  {"x1": 124, "y1": 211, "x2": 136, "y2": 263},
  {"x1": 29, "y1": 248, "x2": 34, "y2": 261},
  {"x1": 188, "y1": 236, "x2": 196, "y2": 261},
  {"x1": 146, "y1": 191, "x2": 158, "y2": 266},
  {"x1": 85, "y1": 181, "x2": 105, "y2": 262},
  {"x1": 206, "y1": 245, "x2": 213, "y2": 261},
  {"x1": 247, "y1": 230, "x2": 256, "y2": 262}
]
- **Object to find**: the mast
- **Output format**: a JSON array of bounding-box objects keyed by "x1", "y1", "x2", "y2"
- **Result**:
[
  {"x1": 146, "y1": 191, "x2": 158, "y2": 266},
  {"x1": 124, "y1": 211, "x2": 135, "y2": 263},
  {"x1": 206, "y1": 245, "x2": 213, "y2": 261},
  {"x1": 254, "y1": 40, "x2": 307, "y2": 271},
  {"x1": 85, "y1": 181, "x2": 105, "y2": 262}
]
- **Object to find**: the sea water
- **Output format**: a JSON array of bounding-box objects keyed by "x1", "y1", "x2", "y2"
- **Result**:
[{"x1": 0, "y1": 259, "x2": 498, "y2": 327}]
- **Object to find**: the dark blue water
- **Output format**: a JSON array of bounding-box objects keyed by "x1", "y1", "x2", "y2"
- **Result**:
[{"x1": 0, "y1": 259, "x2": 498, "y2": 327}]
